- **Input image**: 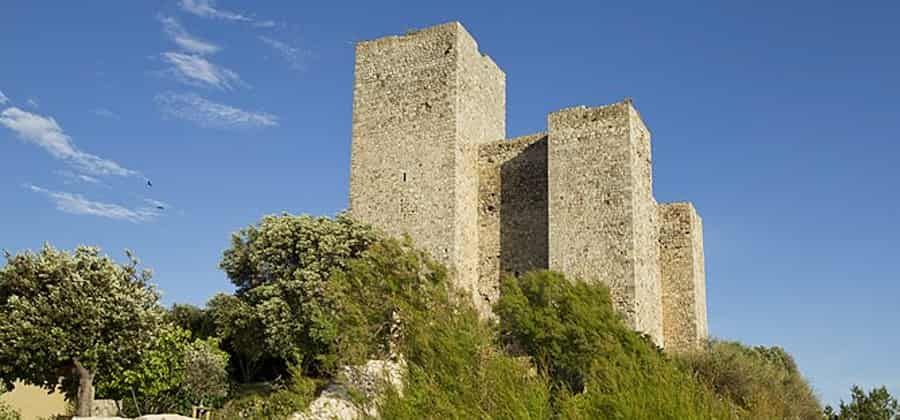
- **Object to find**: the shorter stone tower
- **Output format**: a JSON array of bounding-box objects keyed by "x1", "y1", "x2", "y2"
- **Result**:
[{"x1": 349, "y1": 22, "x2": 708, "y2": 351}]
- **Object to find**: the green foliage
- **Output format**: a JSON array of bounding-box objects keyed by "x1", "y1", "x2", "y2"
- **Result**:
[
  {"x1": 496, "y1": 270, "x2": 734, "y2": 419},
  {"x1": 0, "y1": 245, "x2": 164, "y2": 413},
  {"x1": 101, "y1": 326, "x2": 230, "y2": 416},
  {"x1": 218, "y1": 366, "x2": 318, "y2": 419},
  {"x1": 0, "y1": 397, "x2": 20, "y2": 420},
  {"x1": 825, "y1": 385, "x2": 900, "y2": 420},
  {"x1": 182, "y1": 337, "x2": 230, "y2": 407},
  {"x1": 378, "y1": 299, "x2": 552, "y2": 419},
  {"x1": 677, "y1": 339, "x2": 822, "y2": 419},
  {"x1": 166, "y1": 304, "x2": 216, "y2": 339},
  {"x1": 217, "y1": 213, "x2": 379, "y2": 378}
]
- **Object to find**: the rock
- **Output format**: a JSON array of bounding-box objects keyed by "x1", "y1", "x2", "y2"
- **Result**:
[{"x1": 291, "y1": 358, "x2": 406, "y2": 420}]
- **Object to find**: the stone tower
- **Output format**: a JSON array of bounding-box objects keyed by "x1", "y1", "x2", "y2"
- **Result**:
[
  {"x1": 350, "y1": 22, "x2": 707, "y2": 350},
  {"x1": 349, "y1": 22, "x2": 505, "y2": 312},
  {"x1": 547, "y1": 102, "x2": 663, "y2": 346}
]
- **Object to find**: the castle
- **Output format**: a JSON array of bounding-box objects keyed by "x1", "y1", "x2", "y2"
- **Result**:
[{"x1": 348, "y1": 22, "x2": 707, "y2": 351}]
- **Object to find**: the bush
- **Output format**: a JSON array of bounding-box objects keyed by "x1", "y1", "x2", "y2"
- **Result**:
[
  {"x1": 217, "y1": 366, "x2": 318, "y2": 419},
  {"x1": 496, "y1": 270, "x2": 734, "y2": 419},
  {"x1": 0, "y1": 398, "x2": 20, "y2": 420},
  {"x1": 825, "y1": 385, "x2": 899, "y2": 420},
  {"x1": 677, "y1": 339, "x2": 822, "y2": 419}
]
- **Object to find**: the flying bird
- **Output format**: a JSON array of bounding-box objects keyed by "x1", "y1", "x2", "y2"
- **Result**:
[
  {"x1": 155, "y1": 205, "x2": 165, "y2": 210},
  {"x1": 146, "y1": 180, "x2": 153, "y2": 188}
]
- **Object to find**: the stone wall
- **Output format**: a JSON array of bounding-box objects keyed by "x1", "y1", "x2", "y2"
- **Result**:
[
  {"x1": 349, "y1": 22, "x2": 505, "y2": 311},
  {"x1": 477, "y1": 133, "x2": 548, "y2": 310},
  {"x1": 659, "y1": 202, "x2": 709, "y2": 351},
  {"x1": 547, "y1": 102, "x2": 663, "y2": 346}
]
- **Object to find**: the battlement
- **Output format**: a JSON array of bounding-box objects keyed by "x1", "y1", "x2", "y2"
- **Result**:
[{"x1": 349, "y1": 22, "x2": 707, "y2": 350}]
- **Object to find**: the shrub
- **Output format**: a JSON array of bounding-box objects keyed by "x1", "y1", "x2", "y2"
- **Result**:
[
  {"x1": 496, "y1": 270, "x2": 735, "y2": 419},
  {"x1": 825, "y1": 385, "x2": 899, "y2": 420},
  {"x1": 217, "y1": 366, "x2": 318, "y2": 419},
  {"x1": 677, "y1": 339, "x2": 822, "y2": 419},
  {"x1": 0, "y1": 398, "x2": 20, "y2": 420}
]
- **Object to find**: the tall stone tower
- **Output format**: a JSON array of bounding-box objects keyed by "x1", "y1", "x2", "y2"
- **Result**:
[
  {"x1": 547, "y1": 102, "x2": 664, "y2": 346},
  {"x1": 659, "y1": 203, "x2": 709, "y2": 352},
  {"x1": 349, "y1": 22, "x2": 505, "y2": 311},
  {"x1": 350, "y1": 22, "x2": 708, "y2": 350}
]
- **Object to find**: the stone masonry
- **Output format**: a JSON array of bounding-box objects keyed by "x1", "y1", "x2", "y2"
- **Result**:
[{"x1": 349, "y1": 22, "x2": 707, "y2": 350}]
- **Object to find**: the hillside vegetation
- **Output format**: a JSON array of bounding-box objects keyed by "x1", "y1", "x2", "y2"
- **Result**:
[{"x1": 9, "y1": 213, "x2": 890, "y2": 419}]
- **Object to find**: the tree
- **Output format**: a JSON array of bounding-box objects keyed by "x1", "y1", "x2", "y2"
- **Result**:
[
  {"x1": 217, "y1": 213, "x2": 379, "y2": 377},
  {"x1": 825, "y1": 385, "x2": 900, "y2": 420},
  {"x1": 0, "y1": 245, "x2": 164, "y2": 416},
  {"x1": 166, "y1": 304, "x2": 216, "y2": 340}
]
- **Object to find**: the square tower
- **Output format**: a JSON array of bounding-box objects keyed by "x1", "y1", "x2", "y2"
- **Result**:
[
  {"x1": 547, "y1": 101, "x2": 664, "y2": 346},
  {"x1": 659, "y1": 202, "x2": 709, "y2": 351},
  {"x1": 349, "y1": 22, "x2": 506, "y2": 310}
]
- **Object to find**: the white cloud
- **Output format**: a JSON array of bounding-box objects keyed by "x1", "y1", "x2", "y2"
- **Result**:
[
  {"x1": 160, "y1": 16, "x2": 221, "y2": 55},
  {"x1": 162, "y1": 52, "x2": 242, "y2": 90},
  {"x1": 155, "y1": 91, "x2": 277, "y2": 129},
  {"x1": 56, "y1": 170, "x2": 102, "y2": 185},
  {"x1": 178, "y1": 0, "x2": 277, "y2": 27},
  {"x1": 28, "y1": 185, "x2": 159, "y2": 223},
  {"x1": 178, "y1": 0, "x2": 250, "y2": 22},
  {"x1": 259, "y1": 36, "x2": 305, "y2": 71},
  {"x1": 91, "y1": 108, "x2": 119, "y2": 119},
  {"x1": 26, "y1": 98, "x2": 39, "y2": 108},
  {"x1": 0, "y1": 107, "x2": 137, "y2": 177},
  {"x1": 0, "y1": 90, "x2": 8, "y2": 104}
]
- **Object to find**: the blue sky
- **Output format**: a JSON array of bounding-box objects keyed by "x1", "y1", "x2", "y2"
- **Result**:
[{"x1": 2, "y1": 1, "x2": 898, "y2": 406}]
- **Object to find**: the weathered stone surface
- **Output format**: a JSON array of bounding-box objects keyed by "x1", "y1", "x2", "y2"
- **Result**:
[
  {"x1": 547, "y1": 101, "x2": 664, "y2": 346},
  {"x1": 659, "y1": 202, "x2": 709, "y2": 352},
  {"x1": 477, "y1": 133, "x2": 548, "y2": 311},
  {"x1": 349, "y1": 22, "x2": 505, "y2": 313},
  {"x1": 291, "y1": 359, "x2": 406, "y2": 420},
  {"x1": 349, "y1": 22, "x2": 707, "y2": 349}
]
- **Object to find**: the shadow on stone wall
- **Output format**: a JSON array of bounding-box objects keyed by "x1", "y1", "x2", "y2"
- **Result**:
[{"x1": 499, "y1": 137, "x2": 549, "y2": 278}]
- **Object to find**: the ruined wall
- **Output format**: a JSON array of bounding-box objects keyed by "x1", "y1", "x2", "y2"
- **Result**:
[
  {"x1": 659, "y1": 202, "x2": 709, "y2": 352},
  {"x1": 477, "y1": 133, "x2": 548, "y2": 309},
  {"x1": 547, "y1": 101, "x2": 664, "y2": 346},
  {"x1": 349, "y1": 22, "x2": 505, "y2": 312}
]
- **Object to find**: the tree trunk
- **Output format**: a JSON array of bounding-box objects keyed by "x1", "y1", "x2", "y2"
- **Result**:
[{"x1": 73, "y1": 358, "x2": 94, "y2": 417}]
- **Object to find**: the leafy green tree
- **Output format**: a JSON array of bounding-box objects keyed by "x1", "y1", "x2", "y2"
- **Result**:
[
  {"x1": 217, "y1": 213, "x2": 379, "y2": 378},
  {"x1": 182, "y1": 338, "x2": 230, "y2": 408},
  {"x1": 825, "y1": 386, "x2": 900, "y2": 420},
  {"x1": 0, "y1": 245, "x2": 164, "y2": 416},
  {"x1": 166, "y1": 304, "x2": 216, "y2": 339}
]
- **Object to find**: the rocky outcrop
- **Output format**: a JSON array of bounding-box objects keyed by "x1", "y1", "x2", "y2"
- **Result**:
[{"x1": 291, "y1": 358, "x2": 405, "y2": 420}]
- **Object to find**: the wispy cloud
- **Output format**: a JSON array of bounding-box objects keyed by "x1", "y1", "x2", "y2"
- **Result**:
[
  {"x1": 178, "y1": 0, "x2": 275, "y2": 27},
  {"x1": 155, "y1": 91, "x2": 277, "y2": 129},
  {"x1": 0, "y1": 107, "x2": 138, "y2": 177},
  {"x1": 56, "y1": 170, "x2": 102, "y2": 185},
  {"x1": 0, "y1": 90, "x2": 8, "y2": 105},
  {"x1": 162, "y1": 52, "x2": 243, "y2": 90},
  {"x1": 27, "y1": 185, "x2": 159, "y2": 223},
  {"x1": 259, "y1": 36, "x2": 305, "y2": 71},
  {"x1": 91, "y1": 108, "x2": 119, "y2": 119},
  {"x1": 160, "y1": 15, "x2": 221, "y2": 55},
  {"x1": 26, "y1": 98, "x2": 39, "y2": 108}
]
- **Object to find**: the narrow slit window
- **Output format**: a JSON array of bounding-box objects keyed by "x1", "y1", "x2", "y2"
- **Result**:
[{"x1": 402, "y1": 172, "x2": 407, "y2": 182}]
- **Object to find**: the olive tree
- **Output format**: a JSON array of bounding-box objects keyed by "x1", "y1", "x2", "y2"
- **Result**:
[{"x1": 0, "y1": 245, "x2": 164, "y2": 416}]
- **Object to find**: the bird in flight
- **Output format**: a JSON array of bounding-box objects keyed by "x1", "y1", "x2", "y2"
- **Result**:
[
  {"x1": 146, "y1": 179, "x2": 153, "y2": 188},
  {"x1": 155, "y1": 205, "x2": 165, "y2": 210}
]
